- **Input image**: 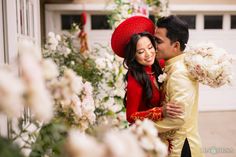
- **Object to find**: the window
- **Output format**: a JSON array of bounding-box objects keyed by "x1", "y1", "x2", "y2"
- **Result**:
[
  {"x1": 61, "y1": 14, "x2": 81, "y2": 30},
  {"x1": 16, "y1": 0, "x2": 38, "y2": 40},
  {"x1": 204, "y1": 15, "x2": 223, "y2": 29},
  {"x1": 231, "y1": 15, "x2": 236, "y2": 29},
  {"x1": 177, "y1": 15, "x2": 196, "y2": 29},
  {"x1": 91, "y1": 15, "x2": 111, "y2": 30}
]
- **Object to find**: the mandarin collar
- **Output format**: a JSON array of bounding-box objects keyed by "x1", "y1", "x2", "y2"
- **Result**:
[
  {"x1": 165, "y1": 53, "x2": 185, "y2": 71},
  {"x1": 144, "y1": 66, "x2": 152, "y2": 73}
]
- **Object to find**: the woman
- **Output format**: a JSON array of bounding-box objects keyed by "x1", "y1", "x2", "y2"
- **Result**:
[{"x1": 111, "y1": 16, "x2": 182, "y2": 124}]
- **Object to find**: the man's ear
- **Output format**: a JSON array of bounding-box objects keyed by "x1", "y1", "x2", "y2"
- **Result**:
[{"x1": 173, "y1": 41, "x2": 181, "y2": 51}]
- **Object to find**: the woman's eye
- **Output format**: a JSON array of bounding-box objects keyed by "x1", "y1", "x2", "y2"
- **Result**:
[
  {"x1": 137, "y1": 51, "x2": 144, "y2": 54},
  {"x1": 148, "y1": 46, "x2": 153, "y2": 49}
]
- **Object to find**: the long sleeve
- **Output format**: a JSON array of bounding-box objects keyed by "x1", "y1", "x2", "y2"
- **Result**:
[
  {"x1": 130, "y1": 107, "x2": 163, "y2": 122},
  {"x1": 126, "y1": 73, "x2": 143, "y2": 123},
  {"x1": 155, "y1": 69, "x2": 197, "y2": 133},
  {"x1": 126, "y1": 73, "x2": 163, "y2": 123}
]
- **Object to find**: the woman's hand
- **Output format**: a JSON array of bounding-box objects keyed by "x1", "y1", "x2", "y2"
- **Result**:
[{"x1": 163, "y1": 102, "x2": 183, "y2": 118}]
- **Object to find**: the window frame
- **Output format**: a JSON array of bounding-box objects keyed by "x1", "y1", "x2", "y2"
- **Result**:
[
  {"x1": 177, "y1": 14, "x2": 196, "y2": 30},
  {"x1": 204, "y1": 15, "x2": 223, "y2": 30}
]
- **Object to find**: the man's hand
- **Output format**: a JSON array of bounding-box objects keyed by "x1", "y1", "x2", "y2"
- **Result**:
[{"x1": 163, "y1": 102, "x2": 183, "y2": 118}]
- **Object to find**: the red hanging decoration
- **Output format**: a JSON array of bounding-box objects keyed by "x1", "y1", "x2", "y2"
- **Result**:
[
  {"x1": 78, "y1": 11, "x2": 89, "y2": 53},
  {"x1": 80, "y1": 11, "x2": 87, "y2": 25}
]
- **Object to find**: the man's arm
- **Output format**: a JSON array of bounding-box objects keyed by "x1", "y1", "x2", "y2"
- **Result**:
[{"x1": 155, "y1": 70, "x2": 197, "y2": 132}]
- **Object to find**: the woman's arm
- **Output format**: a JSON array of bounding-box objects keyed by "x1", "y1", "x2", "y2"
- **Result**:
[
  {"x1": 126, "y1": 73, "x2": 163, "y2": 123},
  {"x1": 130, "y1": 107, "x2": 163, "y2": 122}
]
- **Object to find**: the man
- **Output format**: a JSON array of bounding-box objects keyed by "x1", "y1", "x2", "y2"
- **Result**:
[{"x1": 154, "y1": 15, "x2": 204, "y2": 157}]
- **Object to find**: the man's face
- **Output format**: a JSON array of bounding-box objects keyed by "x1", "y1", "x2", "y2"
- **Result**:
[{"x1": 154, "y1": 27, "x2": 175, "y2": 60}]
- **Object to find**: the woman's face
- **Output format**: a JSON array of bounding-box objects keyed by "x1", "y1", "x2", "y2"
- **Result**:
[{"x1": 135, "y1": 36, "x2": 156, "y2": 66}]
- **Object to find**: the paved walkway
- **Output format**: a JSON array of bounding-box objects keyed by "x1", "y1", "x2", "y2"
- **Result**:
[{"x1": 199, "y1": 111, "x2": 236, "y2": 157}]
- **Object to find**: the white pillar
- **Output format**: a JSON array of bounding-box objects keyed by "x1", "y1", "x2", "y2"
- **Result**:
[
  {"x1": 0, "y1": 0, "x2": 4, "y2": 64},
  {"x1": 2, "y1": 0, "x2": 18, "y2": 64}
]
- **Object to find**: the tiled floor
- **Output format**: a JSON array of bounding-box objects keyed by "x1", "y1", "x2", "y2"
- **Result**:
[{"x1": 199, "y1": 111, "x2": 236, "y2": 157}]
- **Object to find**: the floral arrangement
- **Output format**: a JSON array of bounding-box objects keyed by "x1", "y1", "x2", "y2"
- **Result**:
[
  {"x1": 0, "y1": 39, "x2": 96, "y2": 156},
  {"x1": 89, "y1": 43, "x2": 127, "y2": 128},
  {"x1": 65, "y1": 119, "x2": 167, "y2": 157},
  {"x1": 108, "y1": 0, "x2": 169, "y2": 28},
  {"x1": 0, "y1": 29, "x2": 128, "y2": 157},
  {"x1": 184, "y1": 43, "x2": 233, "y2": 88},
  {"x1": 43, "y1": 24, "x2": 102, "y2": 87},
  {"x1": 43, "y1": 29, "x2": 127, "y2": 129}
]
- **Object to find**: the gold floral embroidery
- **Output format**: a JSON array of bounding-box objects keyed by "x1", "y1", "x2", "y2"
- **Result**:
[{"x1": 130, "y1": 107, "x2": 163, "y2": 121}]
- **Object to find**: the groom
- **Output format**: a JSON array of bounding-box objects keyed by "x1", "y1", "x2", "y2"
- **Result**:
[{"x1": 154, "y1": 15, "x2": 204, "y2": 157}]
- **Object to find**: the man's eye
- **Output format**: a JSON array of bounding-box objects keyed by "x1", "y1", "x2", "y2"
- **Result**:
[{"x1": 156, "y1": 40, "x2": 162, "y2": 44}]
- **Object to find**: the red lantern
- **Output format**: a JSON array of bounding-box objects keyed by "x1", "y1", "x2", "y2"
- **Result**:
[{"x1": 80, "y1": 11, "x2": 87, "y2": 26}]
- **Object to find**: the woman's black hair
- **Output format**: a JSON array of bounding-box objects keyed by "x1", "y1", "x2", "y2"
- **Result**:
[{"x1": 123, "y1": 32, "x2": 163, "y2": 108}]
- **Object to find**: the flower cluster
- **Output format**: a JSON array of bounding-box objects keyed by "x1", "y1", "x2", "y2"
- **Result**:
[
  {"x1": 0, "y1": 39, "x2": 97, "y2": 156},
  {"x1": 43, "y1": 30, "x2": 102, "y2": 87},
  {"x1": 129, "y1": 119, "x2": 168, "y2": 157},
  {"x1": 158, "y1": 72, "x2": 167, "y2": 83},
  {"x1": 150, "y1": 0, "x2": 170, "y2": 18},
  {"x1": 44, "y1": 30, "x2": 127, "y2": 129},
  {"x1": 0, "y1": 66, "x2": 25, "y2": 118},
  {"x1": 184, "y1": 43, "x2": 233, "y2": 88},
  {"x1": 89, "y1": 44, "x2": 127, "y2": 128},
  {"x1": 109, "y1": 0, "x2": 147, "y2": 28},
  {"x1": 65, "y1": 119, "x2": 167, "y2": 157},
  {"x1": 48, "y1": 69, "x2": 96, "y2": 131},
  {"x1": 108, "y1": 0, "x2": 169, "y2": 28}
]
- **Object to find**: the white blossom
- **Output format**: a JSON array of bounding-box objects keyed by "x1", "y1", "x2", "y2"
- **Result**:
[
  {"x1": 184, "y1": 42, "x2": 233, "y2": 88},
  {"x1": 41, "y1": 58, "x2": 59, "y2": 80},
  {"x1": 104, "y1": 130, "x2": 145, "y2": 157},
  {"x1": 66, "y1": 130, "x2": 105, "y2": 157},
  {"x1": 0, "y1": 67, "x2": 25, "y2": 118},
  {"x1": 158, "y1": 73, "x2": 167, "y2": 83},
  {"x1": 19, "y1": 47, "x2": 53, "y2": 122}
]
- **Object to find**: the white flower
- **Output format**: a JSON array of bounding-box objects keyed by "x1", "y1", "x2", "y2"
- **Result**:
[
  {"x1": 56, "y1": 34, "x2": 61, "y2": 41},
  {"x1": 65, "y1": 47, "x2": 71, "y2": 56},
  {"x1": 129, "y1": 119, "x2": 168, "y2": 157},
  {"x1": 95, "y1": 58, "x2": 106, "y2": 69},
  {"x1": 104, "y1": 130, "x2": 145, "y2": 157},
  {"x1": 83, "y1": 81, "x2": 93, "y2": 97},
  {"x1": 139, "y1": 136, "x2": 154, "y2": 150},
  {"x1": 153, "y1": 138, "x2": 168, "y2": 157},
  {"x1": 19, "y1": 50, "x2": 53, "y2": 122},
  {"x1": 66, "y1": 130, "x2": 105, "y2": 157},
  {"x1": 48, "y1": 32, "x2": 55, "y2": 38},
  {"x1": 18, "y1": 39, "x2": 42, "y2": 60},
  {"x1": 158, "y1": 73, "x2": 167, "y2": 83},
  {"x1": 0, "y1": 67, "x2": 25, "y2": 118},
  {"x1": 184, "y1": 42, "x2": 233, "y2": 88},
  {"x1": 41, "y1": 58, "x2": 59, "y2": 80},
  {"x1": 71, "y1": 94, "x2": 82, "y2": 117},
  {"x1": 63, "y1": 69, "x2": 83, "y2": 94}
]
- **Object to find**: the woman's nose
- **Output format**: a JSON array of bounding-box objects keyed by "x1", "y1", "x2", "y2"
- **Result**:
[{"x1": 145, "y1": 49, "x2": 151, "y2": 57}]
